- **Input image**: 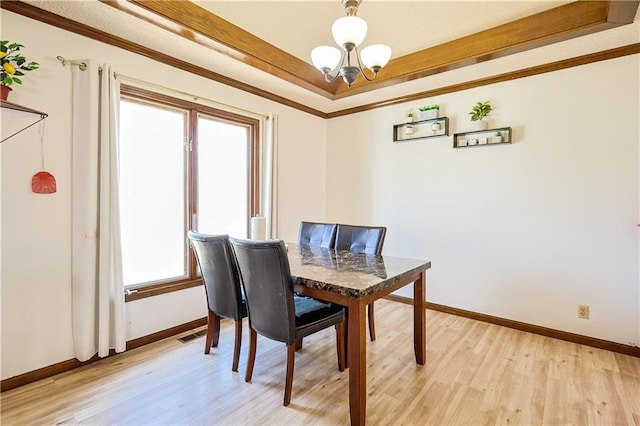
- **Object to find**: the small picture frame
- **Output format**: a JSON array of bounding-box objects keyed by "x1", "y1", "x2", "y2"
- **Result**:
[
  {"x1": 468, "y1": 138, "x2": 477, "y2": 146},
  {"x1": 457, "y1": 139, "x2": 467, "y2": 147},
  {"x1": 478, "y1": 137, "x2": 488, "y2": 145}
]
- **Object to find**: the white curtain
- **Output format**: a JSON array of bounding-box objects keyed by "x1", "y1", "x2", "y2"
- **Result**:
[
  {"x1": 262, "y1": 113, "x2": 278, "y2": 239},
  {"x1": 71, "y1": 61, "x2": 126, "y2": 361}
]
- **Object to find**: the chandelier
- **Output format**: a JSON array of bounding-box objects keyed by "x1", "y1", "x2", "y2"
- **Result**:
[{"x1": 311, "y1": 0, "x2": 391, "y2": 87}]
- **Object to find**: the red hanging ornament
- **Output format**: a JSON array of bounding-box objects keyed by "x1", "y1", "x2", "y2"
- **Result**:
[
  {"x1": 32, "y1": 121, "x2": 56, "y2": 194},
  {"x1": 31, "y1": 171, "x2": 57, "y2": 194}
]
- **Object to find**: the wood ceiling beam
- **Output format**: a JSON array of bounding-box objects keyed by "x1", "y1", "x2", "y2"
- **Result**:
[
  {"x1": 0, "y1": 1, "x2": 327, "y2": 118},
  {"x1": 100, "y1": 0, "x2": 638, "y2": 100},
  {"x1": 334, "y1": 1, "x2": 639, "y2": 98},
  {"x1": 101, "y1": 0, "x2": 340, "y2": 99},
  {"x1": 327, "y1": 43, "x2": 640, "y2": 118}
]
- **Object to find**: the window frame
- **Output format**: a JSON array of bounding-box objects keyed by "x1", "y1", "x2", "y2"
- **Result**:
[{"x1": 120, "y1": 85, "x2": 260, "y2": 302}]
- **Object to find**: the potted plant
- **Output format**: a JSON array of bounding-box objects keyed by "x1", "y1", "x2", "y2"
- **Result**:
[
  {"x1": 1, "y1": 40, "x2": 40, "y2": 101},
  {"x1": 493, "y1": 130, "x2": 503, "y2": 143},
  {"x1": 419, "y1": 104, "x2": 440, "y2": 120},
  {"x1": 469, "y1": 101, "x2": 492, "y2": 130},
  {"x1": 404, "y1": 111, "x2": 415, "y2": 123}
]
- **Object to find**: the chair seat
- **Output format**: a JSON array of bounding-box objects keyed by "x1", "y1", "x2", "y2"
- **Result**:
[{"x1": 294, "y1": 296, "x2": 344, "y2": 339}]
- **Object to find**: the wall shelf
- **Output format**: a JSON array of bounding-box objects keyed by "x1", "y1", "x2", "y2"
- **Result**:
[
  {"x1": 453, "y1": 126, "x2": 512, "y2": 148},
  {"x1": 1, "y1": 99, "x2": 49, "y2": 143},
  {"x1": 393, "y1": 117, "x2": 449, "y2": 142}
]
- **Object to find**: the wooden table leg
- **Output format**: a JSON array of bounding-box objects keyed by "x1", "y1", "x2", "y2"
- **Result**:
[
  {"x1": 413, "y1": 271, "x2": 426, "y2": 365},
  {"x1": 348, "y1": 299, "x2": 366, "y2": 426}
]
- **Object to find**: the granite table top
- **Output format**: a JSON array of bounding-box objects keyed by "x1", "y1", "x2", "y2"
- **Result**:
[{"x1": 287, "y1": 243, "x2": 431, "y2": 299}]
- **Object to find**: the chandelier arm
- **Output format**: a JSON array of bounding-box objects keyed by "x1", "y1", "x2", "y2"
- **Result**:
[
  {"x1": 354, "y1": 46, "x2": 379, "y2": 82},
  {"x1": 323, "y1": 72, "x2": 343, "y2": 84},
  {"x1": 321, "y1": 47, "x2": 348, "y2": 83}
]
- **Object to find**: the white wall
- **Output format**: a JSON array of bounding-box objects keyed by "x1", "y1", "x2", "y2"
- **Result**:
[
  {"x1": 326, "y1": 56, "x2": 640, "y2": 346},
  {"x1": 3, "y1": 9, "x2": 638, "y2": 383},
  {"x1": 1, "y1": 12, "x2": 326, "y2": 379}
]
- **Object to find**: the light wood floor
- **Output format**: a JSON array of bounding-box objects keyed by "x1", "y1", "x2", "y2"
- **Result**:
[{"x1": 2, "y1": 299, "x2": 639, "y2": 425}]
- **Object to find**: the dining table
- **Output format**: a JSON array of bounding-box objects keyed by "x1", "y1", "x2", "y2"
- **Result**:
[{"x1": 287, "y1": 243, "x2": 431, "y2": 426}]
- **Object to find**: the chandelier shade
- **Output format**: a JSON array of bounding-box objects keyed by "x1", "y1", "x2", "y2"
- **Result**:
[
  {"x1": 311, "y1": 46, "x2": 342, "y2": 73},
  {"x1": 311, "y1": 0, "x2": 391, "y2": 87},
  {"x1": 360, "y1": 44, "x2": 392, "y2": 70},
  {"x1": 332, "y1": 16, "x2": 367, "y2": 48}
]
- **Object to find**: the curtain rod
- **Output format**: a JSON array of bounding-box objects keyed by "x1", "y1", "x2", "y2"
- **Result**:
[
  {"x1": 57, "y1": 56, "x2": 87, "y2": 71},
  {"x1": 56, "y1": 56, "x2": 267, "y2": 118},
  {"x1": 114, "y1": 72, "x2": 268, "y2": 119}
]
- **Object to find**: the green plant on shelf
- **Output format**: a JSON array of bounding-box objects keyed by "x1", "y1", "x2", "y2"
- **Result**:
[
  {"x1": 419, "y1": 104, "x2": 440, "y2": 111},
  {"x1": 469, "y1": 101, "x2": 492, "y2": 121}
]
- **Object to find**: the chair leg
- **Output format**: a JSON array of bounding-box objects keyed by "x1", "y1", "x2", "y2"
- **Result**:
[
  {"x1": 284, "y1": 343, "x2": 296, "y2": 406},
  {"x1": 212, "y1": 311, "x2": 221, "y2": 347},
  {"x1": 245, "y1": 329, "x2": 257, "y2": 383},
  {"x1": 335, "y1": 322, "x2": 345, "y2": 372},
  {"x1": 205, "y1": 311, "x2": 221, "y2": 354},
  {"x1": 344, "y1": 309, "x2": 349, "y2": 369},
  {"x1": 368, "y1": 302, "x2": 376, "y2": 341},
  {"x1": 295, "y1": 338, "x2": 303, "y2": 351},
  {"x1": 232, "y1": 320, "x2": 243, "y2": 372}
]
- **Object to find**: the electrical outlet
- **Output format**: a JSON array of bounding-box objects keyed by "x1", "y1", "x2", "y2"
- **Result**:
[{"x1": 578, "y1": 305, "x2": 590, "y2": 319}]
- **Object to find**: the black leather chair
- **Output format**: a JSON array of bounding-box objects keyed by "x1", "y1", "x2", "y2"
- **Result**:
[
  {"x1": 187, "y1": 231, "x2": 247, "y2": 372},
  {"x1": 229, "y1": 237, "x2": 345, "y2": 406},
  {"x1": 296, "y1": 222, "x2": 338, "y2": 351},
  {"x1": 335, "y1": 224, "x2": 387, "y2": 341},
  {"x1": 298, "y1": 221, "x2": 337, "y2": 248}
]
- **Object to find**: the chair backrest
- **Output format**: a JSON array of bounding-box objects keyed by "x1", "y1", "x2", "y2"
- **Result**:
[
  {"x1": 335, "y1": 224, "x2": 387, "y2": 255},
  {"x1": 298, "y1": 221, "x2": 337, "y2": 249},
  {"x1": 229, "y1": 238, "x2": 296, "y2": 345},
  {"x1": 187, "y1": 231, "x2": 244, "y2": 321}
]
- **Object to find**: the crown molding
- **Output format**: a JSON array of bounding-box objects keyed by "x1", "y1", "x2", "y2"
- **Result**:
[
  {"x1": 2, "y1": 1, "x2": 638, "y2": 118},
  {"x1": 327, "y1": 43, "x2": 640, "y2": 118}
]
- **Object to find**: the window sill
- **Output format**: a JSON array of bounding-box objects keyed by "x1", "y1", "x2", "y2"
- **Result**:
[{"x1": 124, "y1": 278, "x2": 203, "y2": 302}]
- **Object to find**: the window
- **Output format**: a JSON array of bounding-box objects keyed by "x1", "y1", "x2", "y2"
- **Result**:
[{"x1": 119, "y1": 86, "x2": 259, "y2": 299}]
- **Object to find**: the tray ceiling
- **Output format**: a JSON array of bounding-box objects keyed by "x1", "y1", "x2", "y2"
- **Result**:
[{"x1": 5, "y1": 1, "x2": 640, "y2": 115}]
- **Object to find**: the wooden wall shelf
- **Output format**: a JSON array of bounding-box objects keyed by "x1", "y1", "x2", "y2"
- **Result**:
[
  {"x1": 453, "y1": 126, "x2": 512, "y2": 148},
  {"x1": 1, "y1": 99, "x2": 48, "y2": 143},
  {"x1": 393, "y1": 117, "x2": 449, "y2": 142}
]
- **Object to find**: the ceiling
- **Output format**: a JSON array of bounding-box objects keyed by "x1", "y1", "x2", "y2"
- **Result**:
[{"x1": 4, "y1": 1, "x2": 640, "y2": 116}]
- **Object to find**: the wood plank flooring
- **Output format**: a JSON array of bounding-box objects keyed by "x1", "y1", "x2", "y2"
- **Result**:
[{"x1": 2, "y1": 299, "x2": 639, "y2": 425}]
